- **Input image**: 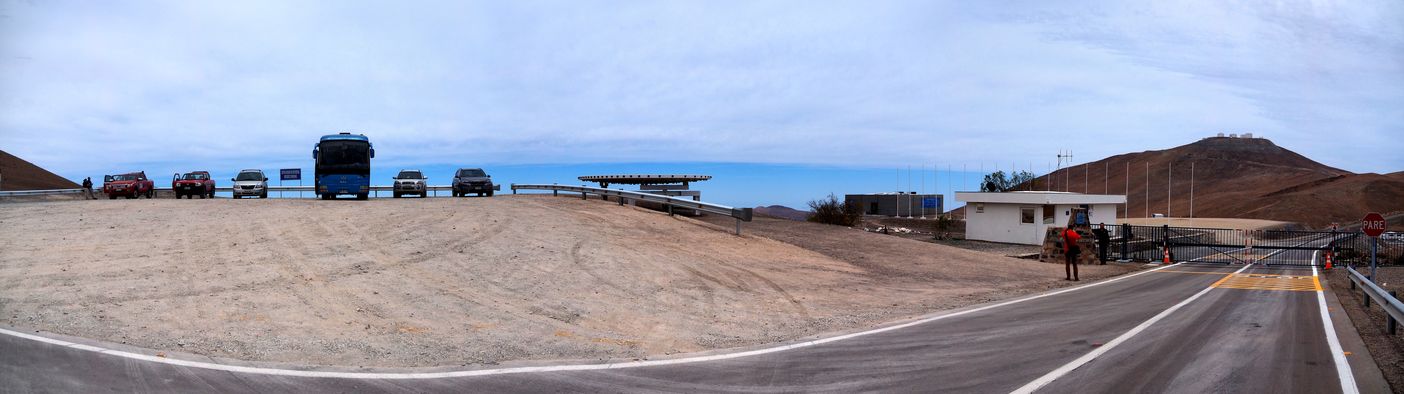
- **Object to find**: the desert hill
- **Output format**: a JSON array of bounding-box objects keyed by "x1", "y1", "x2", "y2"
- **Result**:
[
  {"x1": 0, "y1": 150, "x2": 79, "y2": 191},
  {"x1": 1038, "y1": 137, "x2": 1402, "y2": 228},
  {"x1": 754, "y1": 205, "x2": 810, "y2": 221}
]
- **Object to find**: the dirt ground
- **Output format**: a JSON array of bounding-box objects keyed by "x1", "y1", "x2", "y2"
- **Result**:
[
  {"x1": 1, "y1": 195, "x2": 1140, "y2": 368},
  {"x1": 1120, "y1": 217, "x2": 1293, "y2": 230},
  {"x1": 1333, "y1": 266, "x2": 1404, "y2": 390}
]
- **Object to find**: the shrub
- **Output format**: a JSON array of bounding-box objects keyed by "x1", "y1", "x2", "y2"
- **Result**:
[{"x1": 806, "y1": 194, "x2": 862, "y2": 226}]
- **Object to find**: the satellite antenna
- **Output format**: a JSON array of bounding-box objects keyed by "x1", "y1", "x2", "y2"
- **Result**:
[{"x1": 1056, "y1": 150, "x2": 1074, "y2": 192}]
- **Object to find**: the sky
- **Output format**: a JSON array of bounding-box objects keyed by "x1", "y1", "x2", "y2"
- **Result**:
[{"x1": 1, "y1": 0, "x2": 1401, "y2": 209}]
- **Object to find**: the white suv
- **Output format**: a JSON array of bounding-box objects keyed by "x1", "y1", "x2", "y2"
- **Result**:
[
  {"x1": 393, "y1": 169, "x2": 427, "y2": 198},
  {"x1": 231, "y1": 169, "x2": 268, "y2": 199}
]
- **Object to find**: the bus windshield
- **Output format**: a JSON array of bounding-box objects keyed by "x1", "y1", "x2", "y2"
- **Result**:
[{"x1": 317, "y1": 141, "x2": 371, "y2": 171}]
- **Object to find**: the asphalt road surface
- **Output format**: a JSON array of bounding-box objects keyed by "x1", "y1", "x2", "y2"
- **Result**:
[{"x1": 1, "y1": 254, "x2": 1388, "y2": 393}]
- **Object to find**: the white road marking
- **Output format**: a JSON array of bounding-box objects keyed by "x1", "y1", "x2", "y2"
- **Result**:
[
  {"x1": 1313, "y1": 253, "x2": 1360, "y2": 394},
  {"x1": 1010, "y1": 263, "x2": 1252, "y2": 394},
  {"x1": 0, "y1": 263, "x2": 1189, "y2": 380}
]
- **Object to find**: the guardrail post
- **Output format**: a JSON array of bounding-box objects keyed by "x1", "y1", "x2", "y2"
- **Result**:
[
  {"x1": 1391, "y1": 290, "x2": 1399, "y2": 335},
  {"x1": 735, "y1": 218, "x2": 741, "y2": 235},
  {"x1": 1365, "y1": 289, "x2": 1371, "y2": 309},
  {"x1": 667, "y1": 204, "x2": 674, "y2": 216},
  {"x1": 618, "y1": 197, "x2": 625, "y2": 206}
]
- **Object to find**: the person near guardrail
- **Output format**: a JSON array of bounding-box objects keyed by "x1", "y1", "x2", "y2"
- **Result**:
[
  {"x1": 81, "y1": 177, "x2": 96, "y2": 200},
  {"x1": 1093, "y1": 223, "x2": 1111, "y2": 265},
  {"x1": 1064, "y1": 227, "x2": 1082, "y2": 281}
]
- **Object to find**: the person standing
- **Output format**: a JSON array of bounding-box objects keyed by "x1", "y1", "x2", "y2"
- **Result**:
[
  {"x1": 1064, "y1": 227, "x2": 1082, "y2": 281},
  {"x1": 1093, "y1": 223, "x2": 1111, "y2": 264},
  {"x1": 81, "y1": 177, "x2": 96, "y2": 199}
]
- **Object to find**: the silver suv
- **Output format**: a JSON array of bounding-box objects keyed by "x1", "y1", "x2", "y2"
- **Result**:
[
  {"x1": 392, "y1": 169, "x2": 427, "y2": 198},
  {"x1": 231, "y1": 169, "x2": 268, "y2": 199}
]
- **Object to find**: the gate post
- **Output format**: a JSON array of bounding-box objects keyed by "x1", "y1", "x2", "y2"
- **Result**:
[
  {"x1": 1162, "y1": 225, "x2": 1171, "y2": 262},
  {"x1": 1121, "y1": 223, "x2": 1130, "y2": 262}
]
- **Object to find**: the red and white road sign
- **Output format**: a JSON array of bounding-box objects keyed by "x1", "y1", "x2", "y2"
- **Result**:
[{"x1": 1363, "y1": 212, "x2": 1386, "y2": 237}]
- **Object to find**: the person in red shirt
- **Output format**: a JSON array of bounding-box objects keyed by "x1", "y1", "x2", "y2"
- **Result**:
[{"x1": 1064, "y1": 228, "x2": 1082, "y2": 281}]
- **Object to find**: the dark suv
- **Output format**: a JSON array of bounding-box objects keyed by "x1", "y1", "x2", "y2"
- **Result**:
[{"x1": 452, "y1": 168, "x2": 497, "y2": 197}]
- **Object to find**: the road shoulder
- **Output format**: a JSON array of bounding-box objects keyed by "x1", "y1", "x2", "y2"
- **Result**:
[{"x1": 1323, "y1": 269, "x2": 1393, "y2": 393}]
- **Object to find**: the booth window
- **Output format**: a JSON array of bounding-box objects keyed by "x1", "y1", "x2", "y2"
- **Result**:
[{"x1": 1021, "y1": 207, "x2": 1035, "y2": 224}]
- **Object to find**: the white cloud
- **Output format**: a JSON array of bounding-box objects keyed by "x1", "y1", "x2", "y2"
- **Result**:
[{"x1": 1, "y1": 0, "x2": 1400, "y2": 178}]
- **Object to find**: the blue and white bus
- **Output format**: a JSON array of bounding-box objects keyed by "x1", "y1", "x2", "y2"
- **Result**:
[{"x1": 313, "y1": 132, "x2": 375, "y2": 200}]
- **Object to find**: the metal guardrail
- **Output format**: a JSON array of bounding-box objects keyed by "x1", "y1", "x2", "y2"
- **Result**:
[
  {"x1": 1347, "y1": 265, "x2": 1404, "y2": 334},
  {"x1": 0, "y1": 188, "x2": 85, "y2": 196},
  {"x1": 4, "y1": 185, "x2": 498, "y2": 198},
  {"x1": 510, "y1": 183, "x2": 752, "y2": 235}
]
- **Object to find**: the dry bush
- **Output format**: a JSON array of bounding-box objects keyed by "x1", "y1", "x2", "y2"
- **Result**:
[{"x1": 807, "y1": 194, "x2": 861, "y2": 226}]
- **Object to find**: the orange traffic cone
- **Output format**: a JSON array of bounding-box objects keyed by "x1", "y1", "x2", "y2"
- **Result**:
[
  {"x1": 1324, "y1": 251, "x2": 1333, "y2": 270},
  {"x1": 1163, "y1": 246, "x2": 1172, "y2": 264}
]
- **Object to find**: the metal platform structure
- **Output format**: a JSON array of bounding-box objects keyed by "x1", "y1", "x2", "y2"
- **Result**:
[
  {"x1": 578, "y1": 174, "x2": 713, "y2": 215},
  {"x1": 577, "y1": 174, "x2": 711, "y2": 189}
]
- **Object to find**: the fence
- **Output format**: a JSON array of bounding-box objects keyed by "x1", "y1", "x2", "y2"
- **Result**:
[
  {"x1": 1104, "y1": 224, "x2": 1395, "y2": 266},
  {"x1": 510, "y1": 183, "x2": 753, "y2": 235}
]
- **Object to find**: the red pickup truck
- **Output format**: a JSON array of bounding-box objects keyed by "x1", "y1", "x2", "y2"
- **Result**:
[
  {"x1": 172, "y1": 171, "x2": 216, "y2": 199},
  {"x1": 103, "y1": 171, "x2": 154, "y2": 199}
]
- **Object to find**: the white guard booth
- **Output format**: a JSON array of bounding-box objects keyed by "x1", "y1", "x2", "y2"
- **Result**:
[{"x1": 955, "y1": 191, "x2": 1127, "y2": 245}]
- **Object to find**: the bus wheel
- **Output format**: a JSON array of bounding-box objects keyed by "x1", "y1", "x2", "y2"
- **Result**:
[{"x1": 357, "y1": 193, "x2": 368, "y2": 200}]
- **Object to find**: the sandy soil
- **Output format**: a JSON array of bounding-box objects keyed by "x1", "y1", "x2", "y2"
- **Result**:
[
  {"x1": 1, "y1": 195, "x2": 1139, "y2": 368},
  {"x1": 1120, "y1": 217, "x2": 1293, "y2": 230}
]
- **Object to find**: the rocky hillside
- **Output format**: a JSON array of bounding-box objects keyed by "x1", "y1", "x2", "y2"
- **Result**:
[
  {"x1": 1039, "y1": 137, "x2": 1402, "y2": 228},
  {"x1": 0, "y1": 150, "x2": 79, "y2": 191}
]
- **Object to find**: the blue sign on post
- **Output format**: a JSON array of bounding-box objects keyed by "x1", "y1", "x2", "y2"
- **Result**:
[
  {"x1": 922, "y1": 197, "x2": 939, "y2": 209},
  {"x1": 280, "y1": 168, "x2": 301, "y2": 181}
]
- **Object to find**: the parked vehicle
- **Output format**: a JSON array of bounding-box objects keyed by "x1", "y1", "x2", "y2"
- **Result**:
[
  {"x1": 103, "y1": 171, "x2": 154, "y2": 199},
  {"x1": 313, "y1": 133, "x2": 374, "y2": 200},
  {"x1": 452, "y1": 168, "x2": 497, "y2": 197},
  {"x1": 172, "y1": 171, "x2": 216, "y2": 199},
  {"x1": 230, "y1": 169, "x2": 269, "y2": 199},
  {"x1": 392, "y1": 169, "x2": 428, "y2": 198}
]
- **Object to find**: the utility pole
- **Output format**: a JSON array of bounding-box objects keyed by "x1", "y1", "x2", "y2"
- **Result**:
[
  {"x1": 1190, "y1": 161, "x2": 1195, "y2": 219},
  {"x1": 1124, "y1": 161, "x2": 1130, "y2": 218},
  {"x1": 1167, "y1": 161, "x2": 1172, "y2": 218},
  {"x1": 1104, "y1": 161, "x2": 1108, "y2": 194},
  {"x1": 1145, "y1": 162, "x2": 1150, "y2": 218}
]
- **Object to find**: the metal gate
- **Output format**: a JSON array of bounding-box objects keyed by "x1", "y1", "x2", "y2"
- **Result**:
[{"x1": 1110, "y1": 225, "x2": 1360, "y2": 267}]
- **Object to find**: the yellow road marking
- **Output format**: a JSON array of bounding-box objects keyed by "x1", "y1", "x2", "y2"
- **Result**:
[{"x1": 1214, "y1": 273, "x2": 1320, "y2": 292}]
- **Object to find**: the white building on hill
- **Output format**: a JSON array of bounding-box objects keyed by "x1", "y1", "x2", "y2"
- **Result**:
[{"x1": 955, "y1": 191, "x2": 1126, "y2": 245}]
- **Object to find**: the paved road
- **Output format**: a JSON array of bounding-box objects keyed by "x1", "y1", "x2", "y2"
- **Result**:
[{"x1": 0, "y1": 257, "x2": 1385, "y2": 393}]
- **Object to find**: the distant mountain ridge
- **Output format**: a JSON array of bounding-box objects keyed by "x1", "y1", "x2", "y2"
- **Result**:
[
  {"x1": 1035, "y1": 137, "x2": 1402, "y2": 228},
  {"x1": 0, "y1": 150, "x2": 79, "y2": 191},
  {"x1": 754, "y1": 205, "x2": 810, "y2": 221}
]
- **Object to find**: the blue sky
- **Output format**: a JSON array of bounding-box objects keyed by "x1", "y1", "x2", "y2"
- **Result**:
[{"x1": 1, "y1": 1, "x2": 1401, "y2": 208}]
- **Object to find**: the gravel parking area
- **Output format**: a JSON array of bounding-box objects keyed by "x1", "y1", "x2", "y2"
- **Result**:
[{"x1": 2, "y1": 195, "x2": 1140, "y2": 368}]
